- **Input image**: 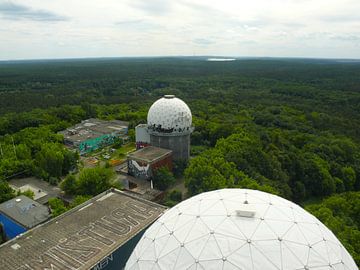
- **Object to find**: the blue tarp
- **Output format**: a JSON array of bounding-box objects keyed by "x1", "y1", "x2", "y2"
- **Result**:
[{"x1": 0, "y1": 213, "x2": 27, "y2": 239}]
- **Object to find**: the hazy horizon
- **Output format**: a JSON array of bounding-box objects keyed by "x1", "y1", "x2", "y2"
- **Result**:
[{"x1": 1, "y1": 55, "x2": 360, "y2": 63}]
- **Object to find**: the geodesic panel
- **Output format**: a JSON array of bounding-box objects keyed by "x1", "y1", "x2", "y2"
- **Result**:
[
  {"x1": 125, "y1": 189, "x2": 358, "y2": 270},
  {"x1": 147, "y1": 95, "x2": 192, "y2": 131}
]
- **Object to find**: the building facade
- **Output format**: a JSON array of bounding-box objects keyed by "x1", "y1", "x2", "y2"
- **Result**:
[{"x1": 127, "y1": 146, "x2": 173, "y2": 180}]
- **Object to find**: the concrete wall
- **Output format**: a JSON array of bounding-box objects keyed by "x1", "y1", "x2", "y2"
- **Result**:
[
  {"x1": 150, "y1": 133, "x2": 190, "y2": 161},
  {"x1": 135, "y1": 125, "x2": 150, "y2": 145},
  {"x1": 91, "y1": 228, "x2": 146, "y2": 270}
]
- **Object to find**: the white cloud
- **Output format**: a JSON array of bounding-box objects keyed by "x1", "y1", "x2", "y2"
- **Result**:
[
  {"x1": 0, "y1": 1, "x2": 68, "y2": 21},
  {"x1": 0, "y1": 0, "x2": 359, "y2": 60}
]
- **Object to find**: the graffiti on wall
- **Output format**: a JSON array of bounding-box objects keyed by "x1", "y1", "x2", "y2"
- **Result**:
[
  {"x1": 127, "y1": 160, "x2": 151, "y2": 179},
  {"x1": 79, "y1": 134, "x2": 117, "y2": 154}
]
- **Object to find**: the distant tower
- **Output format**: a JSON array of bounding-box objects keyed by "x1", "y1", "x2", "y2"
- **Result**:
[{"x1": 147, "y1": 95, "x2": 194, "y2": 161}]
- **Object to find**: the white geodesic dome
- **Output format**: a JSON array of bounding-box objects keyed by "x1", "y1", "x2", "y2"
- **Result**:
[
  {"x1": 147, "y1": 95, "x2": 192, "y2": 132},
  {"x1": 125, "y1": 189, "x2": 358, "y2": 270}
]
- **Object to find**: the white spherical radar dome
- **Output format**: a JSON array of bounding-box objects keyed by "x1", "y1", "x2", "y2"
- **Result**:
[
  {"x1": 125, "y1": 189, "x2": 357, "y2": 270},
  {"x1": 147, "y1": 95, "x2": 192, "y2": 132}
]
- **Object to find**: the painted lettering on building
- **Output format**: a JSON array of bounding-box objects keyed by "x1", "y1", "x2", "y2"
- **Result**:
[{"x1": 16, "y1": 200, "x2": 155, "y2": 270}]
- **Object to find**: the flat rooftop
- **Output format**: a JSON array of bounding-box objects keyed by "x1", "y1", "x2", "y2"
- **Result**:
[
  {"x1": 59, "y1": 118, "x2": 129, "y2": 144},
  {"x1": 0, "y1": 189, "x2": 166, "y2": 270},
  {"x1": 118, "y1": 174, "x2": 163, "y2": 201},
  {"x1": 9, "y1": 177, "x2": 62, "y2": 204},
  {"x1": 127, "y1": 146, "x2": 172, "y2": 163},
  {"x1": 0, "y1": 195, "x2": 50, "y2": 229}
]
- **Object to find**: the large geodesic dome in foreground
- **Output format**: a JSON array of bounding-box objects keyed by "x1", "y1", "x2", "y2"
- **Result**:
[{"x1": 125, "y1": 189, "x2": 357, "y2": 270}]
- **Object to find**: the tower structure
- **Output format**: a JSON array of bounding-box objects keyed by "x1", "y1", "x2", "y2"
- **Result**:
[{"x1": 147, "y1": 95, "x2": 193, "y2": 161}]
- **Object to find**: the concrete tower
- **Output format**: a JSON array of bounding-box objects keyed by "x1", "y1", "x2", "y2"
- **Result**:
[{"x1": 147, "y1": 95, "x2": 194, "y2": 161}]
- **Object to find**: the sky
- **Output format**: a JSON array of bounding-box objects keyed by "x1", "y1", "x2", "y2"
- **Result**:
[{"x1": 0, "y1": 0, "x2": 359, "y2": 60}]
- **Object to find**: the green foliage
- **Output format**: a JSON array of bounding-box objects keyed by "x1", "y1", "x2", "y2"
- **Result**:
[
  {"x1": 190, "y1": 145, "x2": 210, "y2": 156},
  {"x1": 48, "y1": 198, "x2": 68, "y2": 217},
  {"x1": 0, "y1": 58, "x2": 360, "y2": 262},
  {"x1": 302, "y1": 154, "x2": 336, "y2": 196},
  {"x1": 17, "y1": 189, "x2": 35, "y2": 199},
  {"x1": 49, "y1": 177, "x2": 59, "y2": 186},
  {"x1": 163, "y1": 190, "x2": 182, "y2": 207},
  {"x1": 62, "y1": 150, "x2": 79, "y2": 175},
  {"x1": 34, "y1": 143, "x2": 72, "y2": 180},
  {"x1": 60, "y1": 174, "x2": 78, "y2": 195},
  {"x1": 185, "y1": 147, "x2": 278, "y2": 196},
  {"x1": 0, "y1": 180, "x2": 15, "y2": 203},
  {"x1": 70, "y1": 195, "x2": 92, "y2": 208},
  {"x1": 48, "y1": 195, "x2": 92, "y2": 218},
  {"x1": 292, "y1": 181, "x2": 306, "y2": 202},
  {"x1": 186, "y1": 123, "x2": 360, "y2": 200},
  {"x1": 80, "y1": 102, "x2": 97, "y2": 119},
  {"x1": 15, "y1": 144, "x2": 31, "y2": 160},
  {"x1": 306, "y1": 192, "x2": 360, "y2": 266},
  {"x1": 61, "y1": 167, "x2": 119, "y2": 196},
  {"x1": 112, "y1": 137, "x2": 124, "y2": 148},
  {"x1": 128, "y1": 129, "x2": 135, "y2": 142},
  {"x1": 0, "y1": 125, "x2": 78, "y2": 180},
  {"x1": 153, "y1": 167, "x2": 176, "y2": 190},
  {"x1": 173, "y1": 159, "x2": 188, "y2": 177},
  {"x1": 341, "y1": 166, "x2": 356, "y2": 191},
  {"x1": 185, "y1": 153, "x2": 229, "y2": 195},
  {"x1": 77, "y1": 167, "x2": 115, "y2": 196}
]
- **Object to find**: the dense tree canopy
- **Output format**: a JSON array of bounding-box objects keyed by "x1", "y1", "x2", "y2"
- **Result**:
[
  {"x1": 0, "y1": 58, "x2": 359, "y2": 264},
  {"x1": 48, "y1": 195, "x2": 91, "y2": 218},
  {"x1": 77, "y1": 167, "x2": 114, "y2": 195},
  {"x1": 72, "y1": 167, "x2": 116, "y2": 196},
  {"x1": 0, "y1": 180, "x2": 15, "y2": 203},
  {"x1": 48, "y1": 198, "x2": 68, "y2": 218},
  {"x1": 306, "y1": 192, "x2": 360, "y2": 266},
  {"x1": 153, "y1": 167, "x2": 176, "y2": 191},
  {"x1": 0, "y1": 126, "x2": 78, "y2": 182}
]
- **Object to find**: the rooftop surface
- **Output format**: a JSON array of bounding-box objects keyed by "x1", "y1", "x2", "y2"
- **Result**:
[
  {"x1": 127, "y1": 146, "x2": 172, "y2": 163},
  {"x1": 0, "y1": 195, "x2": 50, "y2": 229},
  {"x1": 0, "y1": 189, "x2": 166, "y2": 270},
  {"x1": 9, "y1": 177, "x2": 62, "y2": 204},
  {"x1": 118, "y1": 174, "x2": 163, "y2": 201},
  {"x1": 59, "y1": 118, "x2": 129, "y2": 143}
]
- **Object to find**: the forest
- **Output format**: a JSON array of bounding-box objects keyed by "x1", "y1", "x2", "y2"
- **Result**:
[{"x1": 0, "y1": 57, "x2": 359, "y2": 264}]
